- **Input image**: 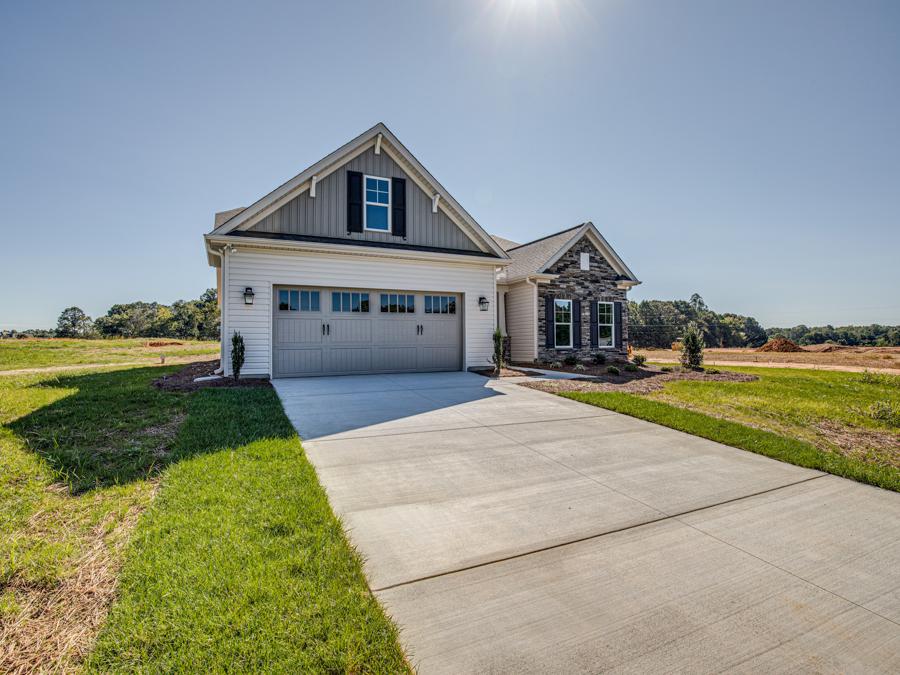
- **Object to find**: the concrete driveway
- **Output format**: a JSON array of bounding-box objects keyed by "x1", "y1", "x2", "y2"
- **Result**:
[{"x1": 273, "y1": 372, "x2": 900, "y2": 673}]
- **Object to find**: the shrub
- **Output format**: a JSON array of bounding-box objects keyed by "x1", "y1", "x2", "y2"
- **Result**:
[
  {"x1": 680, "y1": 323, "x2": 705, "y2": 370},
  {"x1": 632, "y1": 354, "x2": 646, "y2": 367},
  {"x1": 858, "y1": 370, "x2": 900, "y2": 387},
  {"x1": 563, "y1": 355, "x2": 578, "y2": 366},
  {"x1": 231, "y1": 331, "x2": 245, "y2": 381},
  {"x1": 706, "y1": 368, "x2": 720, "y2": 374},
  {"x1": 624, "y1": 364, "x2": 638, "y2": 372},
  {"x1": 606, "y1": 365, "x2": 620, "y2": 375},
  {"x1": 551, "y1": 361, "x2": 563, "y2": 369},
  {"x1": 574, "y1": 363, "x2": 586, "y2": 372},
  {"x1": 661, "y1": 366, "x2": 673, "y2": 373},
  {"x1": 492, "y1": 328, "x2": 504, "y2": 373},
  {"x1": 864, "y1": 400, "x2": 900, "y2": 427},
  {"x1": 593, "y1": 352, "x2": 607, "y2": 365}
]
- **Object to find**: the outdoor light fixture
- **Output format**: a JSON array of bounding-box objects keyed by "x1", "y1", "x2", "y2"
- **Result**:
[
  {"x1": 478, "y1": 296, "x2": 489, "y2": 311},
  {"x1": 243, "y1": 287, "x2": 255, "y2": 305}
]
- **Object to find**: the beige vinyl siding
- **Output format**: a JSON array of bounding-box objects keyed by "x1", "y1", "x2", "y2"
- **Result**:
[
  {"x1": 249, "y1": 147, "x2": 480, "y2": 252},
  {"x1": 505, "y1": 280, "x2": 537, "y2": 362},
  {"x1": 221, "y1": 247, "x2": 496, "y2": 377}
]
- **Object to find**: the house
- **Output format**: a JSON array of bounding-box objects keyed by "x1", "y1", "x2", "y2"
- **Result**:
[
  {"x1": 494, "y1": 223, "x2": 640, "y2": 364},
  {"x1": 204, "y1": 123, "x2": 639, "y2": 377}
]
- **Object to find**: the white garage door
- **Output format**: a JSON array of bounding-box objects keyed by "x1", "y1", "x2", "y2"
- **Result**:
[{"x1": 272, "y1": 286, "x2": 462, "y2": 377}]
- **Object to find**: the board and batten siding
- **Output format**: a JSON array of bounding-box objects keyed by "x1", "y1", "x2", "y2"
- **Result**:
[
  {"x1": 505, "y1": 281, "x2": 537, "y2": 362},
  {"x1": 222, "y1": 247, "x2": 496, "y2": 377},
  {"x1": 249, "y1": 147, "x2": 480, "y2": 252}
]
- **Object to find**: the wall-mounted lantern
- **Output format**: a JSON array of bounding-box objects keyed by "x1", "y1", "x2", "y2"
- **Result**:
[
  {"x1": 478, "y1": 296, "x2": 490, "y2": 311},
  {"x1": 243, "y1": 287, "x2": 255, "y2": 305}
]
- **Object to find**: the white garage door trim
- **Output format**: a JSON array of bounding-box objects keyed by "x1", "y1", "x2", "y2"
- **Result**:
[{"x1": 272, "y1": 285, "x2": 463, "y2": 377}]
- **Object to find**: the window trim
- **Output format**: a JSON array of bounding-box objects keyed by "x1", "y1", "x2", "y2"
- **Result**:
[
  {"x1": 554, "y1": 299, "x2": 573, "y2": 349},
  {"x1": 363, "y1": 174, "x2": 391, "y2": 233},
  {"x1": 597, "y1": 301, "x2": 615, "y2": 349}
]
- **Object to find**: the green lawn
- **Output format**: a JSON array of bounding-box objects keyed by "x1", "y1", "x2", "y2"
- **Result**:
[
  {"x1": 563, "y1": 366, "x2": 900, "y2": 492},
  {"x1": 0, "y1": 366, "x2": 408, "y2": 672},
  {"x1": 0, "y1": 338, "x2": 219, "y2": 370}
]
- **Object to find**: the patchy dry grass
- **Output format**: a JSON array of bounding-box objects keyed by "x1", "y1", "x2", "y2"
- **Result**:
[{"x1": 0, "y1": 367, "x2": 183, "y2": 672}]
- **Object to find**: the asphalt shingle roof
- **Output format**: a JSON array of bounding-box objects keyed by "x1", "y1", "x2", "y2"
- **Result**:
[{"x1": 501, "y1": 224, "x2": 585, "y2": 281}]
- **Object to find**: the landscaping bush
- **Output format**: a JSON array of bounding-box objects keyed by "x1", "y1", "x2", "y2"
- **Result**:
[
  {"x1": 551, "y1": 360, "x2": 563, "y2": 369},
  {"x1": 661, "y1": 366, "x2": 673, "y2": 373},
  {"x1": 231, "y1": 332, "x2": 245, "y2": 381},
  {"x1": 574, "y1": 363, "x2": 586, "y2": 372},
  {"x1": 593, "y1": 352, "x2": 607, "y2": 365},
  {"x1": 624, "y1": 364, "x2": 638, "y2": 372},
  {"x1": 492, "y1": 328, "x2": 504, "y2": 374},
  {"x1": 607, "y1": 365, "x2": 620, "y2": 375},
  {"x1": 706, "y1": 367, "x2": 721, "y2": 374},
  {"x1": 563, "y1": 355, "x2": 578, "y2": 366},
  {"x1": 680, "y1": 323, "x2": 705, "y2": 370},
  {"x1": 632, "y1": 354, "x2": 646, "y2": 367}
]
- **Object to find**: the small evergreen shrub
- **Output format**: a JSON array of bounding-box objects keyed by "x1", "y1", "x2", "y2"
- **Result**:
[
  {"x1": 706, "y1": 368, "x2": 721, "y2": 374},
  {"x1": 661, "y1": 366, "x2": 673, "y2": 373},
  {"x1": 593, "y1": 352, "x2": 607, "y2": 365},
  {"x1": 574, "y1": 363, "x2": 586, "y2": 372},
  {"x1": 632, "y1": 354, "x2": 646, "y2": 367},
  {"x1": 680, "y1": 322, "x2": 705, "y2": 370},
  {"x1": 492, "y1": 328, "x2": 504, "y2": 374},
  {"x1": 231, "y1": 331, "x2": 245, "y2": 381},
  {"x1": 563, "y1": 355, "x2": 578, "y2": 366},
  {"x1": 606, "y1": 365, "x2": 620, "y2": 375},
  {"x1": 551, "y1": 360, "x2": 563, "y2": 369},
  {"x1": 624, "y1": 364, "x2": 638, "y2": 372}
]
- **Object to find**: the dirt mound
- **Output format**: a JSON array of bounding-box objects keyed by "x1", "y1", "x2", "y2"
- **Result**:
[
  {"x1": 804, "y1": 343, "x2": 850, "y2": 353},
  {"x1": 756, "y1": 338, "x2": 805, "y2": 353}
]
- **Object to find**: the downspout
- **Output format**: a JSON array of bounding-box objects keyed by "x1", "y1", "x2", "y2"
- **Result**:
[
  {"x1": 206, "y1": 242, "x2": 226, "y2": 375},
  {"x1": 525, "y1": 276, "x2": 539, "y2": 362}
]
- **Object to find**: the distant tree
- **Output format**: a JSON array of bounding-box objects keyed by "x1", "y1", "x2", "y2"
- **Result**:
[{"x1": 55, "y1": 307, "x2": 94, "y2": 338}]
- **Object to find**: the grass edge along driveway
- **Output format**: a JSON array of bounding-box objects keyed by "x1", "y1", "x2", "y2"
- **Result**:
[
  {"x1": 87, "y1": 384, "x2": 410, "y2": 673},
  {"x1": 561, "y1": 390, "x2": 900, "y2": 493}
]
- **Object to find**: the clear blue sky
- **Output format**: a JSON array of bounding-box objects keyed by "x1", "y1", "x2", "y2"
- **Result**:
[{"x1": 2, "y1": 0, "x2": 898, "y2": 330}]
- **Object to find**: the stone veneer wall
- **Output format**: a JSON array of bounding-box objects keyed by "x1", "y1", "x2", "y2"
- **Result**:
[{"x1": 536, "y1": 237, "x2": 630, "y2": 363}]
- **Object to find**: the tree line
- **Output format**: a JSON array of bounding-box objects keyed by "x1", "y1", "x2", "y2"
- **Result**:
[
  {"x1": 22, "y1": 289, "x2": 220, "y2": 340},
  {"x1": 629, "y1": 294, "x2": 900, "y2": 348}
]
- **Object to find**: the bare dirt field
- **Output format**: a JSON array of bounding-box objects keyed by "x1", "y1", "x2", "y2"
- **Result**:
[{"x1": 636, "y1": 345, "x2": 900, "y2": 372}]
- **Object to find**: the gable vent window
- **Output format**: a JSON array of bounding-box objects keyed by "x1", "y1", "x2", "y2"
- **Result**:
[
  {"x1": 364, "y1": 175, "x2": 391, "y2": 232},
  {"x1": 597, "y1": 302, "x2": 614, "y2": 347},
  {"x1": 580, "y1": 252, "x2": 590, "y2": 270}
]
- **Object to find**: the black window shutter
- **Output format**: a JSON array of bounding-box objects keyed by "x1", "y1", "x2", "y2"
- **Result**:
[
  {"x1": 545, "y1": 295, "x2": 555, "y2": 348},
  {"x1": 614, "y1": 301, "x2": 623, "y2": 348},
  {"x1": 572, "y1": 299, "x2": 582, "y2": 348},
  {"x1": 347, "y1": 171, "x2": 363, "y2": 233},
  {"x1": 392, "y1": 177, "x2": 406, "y2": 238},
  {"x1": 589, "y1": 302, "x2": 598, "y2": 347}
]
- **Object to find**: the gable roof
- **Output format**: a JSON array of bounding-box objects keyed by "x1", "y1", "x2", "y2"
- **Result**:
[
  {"x1": 209, "y1": 123, "x2": 508, "y2": 259},
  {"x1": 490, "y1": 234, "x2": 521, "y2": 251},
  {"x1": 503, "y1": 222, "x2": 640, "y2": 285}
]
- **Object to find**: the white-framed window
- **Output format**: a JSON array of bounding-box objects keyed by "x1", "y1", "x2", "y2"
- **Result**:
[
  {"x1": 597, "y1": 301, "x2": 614, "y2": 347},
  {"x1": 364, "y1": 175, "x2": 391, "y2": 232},
  {"x1": 554, "y1": 299, "x2": 572, "y2": 348},
  {"x1": 580, "y1": 252, "x2": 590, "y2": 271}
]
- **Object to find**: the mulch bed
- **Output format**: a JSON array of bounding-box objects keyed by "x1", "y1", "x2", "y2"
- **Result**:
[
  {"x1": 471, "y1": 367, "x2": 530, "y2": 379},
  {"x1": 518, "y1": 365, "x2": 757, "y2": 395},
  {"x1": 153, "y1": 360, "x2": 272, "y2": 392}
]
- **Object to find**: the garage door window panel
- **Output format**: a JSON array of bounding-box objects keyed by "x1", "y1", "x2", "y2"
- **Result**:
[
  {"x1": 278, "y1": 289, "x2": 320, "y2": 312},
  {"x1": 381, "y1": 293, "x2": 415, "y2": 314},
  {"x1": 332, "y1": 291, "x2": 370, "y2": 313},
  {"x1": 425, "y1": 295, "x2": 456, "y2": 315}
]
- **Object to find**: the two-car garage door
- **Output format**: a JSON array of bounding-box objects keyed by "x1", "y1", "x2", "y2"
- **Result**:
[{"x1": 272, "y1": 286, "x2": 462, "y2": 377}]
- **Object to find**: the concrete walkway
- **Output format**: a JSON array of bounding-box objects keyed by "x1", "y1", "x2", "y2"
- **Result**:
[{"x1": 273, "y1": 372, "x2": 900, "y2": 674}]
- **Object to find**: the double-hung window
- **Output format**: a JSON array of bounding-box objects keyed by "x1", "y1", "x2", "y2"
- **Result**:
[
  {"x1": 364, "y1": 175, "x2": 391, "y2": 232},
  {"x1": 597, "y1": 302, "x2": 614, "y2": 347},
  {"x1": 554, "y1": 299, "x2": 572, "y2": 348}
]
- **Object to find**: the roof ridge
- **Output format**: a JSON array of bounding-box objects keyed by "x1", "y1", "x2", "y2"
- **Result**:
[{"x1": 505, "y1": 223, "x2": 587, "y2": 252}]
